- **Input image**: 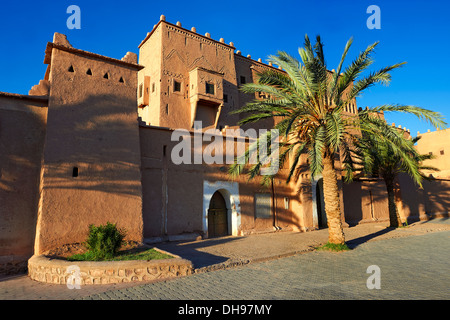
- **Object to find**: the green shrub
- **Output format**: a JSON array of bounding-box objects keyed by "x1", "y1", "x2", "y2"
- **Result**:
[
  {"x1": 84, "y1": 222, "x2": 126, "y2": 260},
  {"x1": 316, "y1": 242, "x2": 351, "y2": 252},
  {"x1": 67, "y1": 248, "x2": 173, "y2": 262}
]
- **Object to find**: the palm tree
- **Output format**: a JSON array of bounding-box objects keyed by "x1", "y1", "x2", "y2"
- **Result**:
[
  {"x1": 347, "y1": 124, "x2": 439, "y2": 228},
  {"x1": 229, "y1": 35, "x2": 446, "y2": 245}
]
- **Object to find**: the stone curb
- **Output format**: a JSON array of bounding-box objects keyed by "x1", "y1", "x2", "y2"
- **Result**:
[{"x1": 27, "y1": 248, "x2": 194, "y2": 285}]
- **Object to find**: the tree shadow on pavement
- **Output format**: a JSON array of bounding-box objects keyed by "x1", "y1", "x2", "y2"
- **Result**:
[{"x1": 345, "y1": 227, "x2": 394, "y2": 249}]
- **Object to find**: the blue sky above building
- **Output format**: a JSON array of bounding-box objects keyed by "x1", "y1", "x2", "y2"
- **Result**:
[{"x1": 1, "y1": 0, "x2": 449, "y2": 135}]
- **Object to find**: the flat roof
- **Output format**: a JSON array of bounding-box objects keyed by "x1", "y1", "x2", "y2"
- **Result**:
[{"x1": 138, "y1": 20, "x2": 236, "y2": 50}]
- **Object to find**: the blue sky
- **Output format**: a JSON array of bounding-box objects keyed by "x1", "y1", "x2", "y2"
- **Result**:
[{"x1": 1, "y1": 0, "x2": 449, "y2": 135}]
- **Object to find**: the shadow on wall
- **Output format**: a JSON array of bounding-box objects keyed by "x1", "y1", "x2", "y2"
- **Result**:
[
  {"x1": 0, "y1": 103, "x2": 47, "y2": 260},
  {"x1": 139, "y1": 125, "x2": 315, "y2": 238},
  {"x1": 231, "y1": 161, "x2": 313, "y2": 233},
  {"x1": 41, "y1": 93, "x2": 142, "y2": 198},
  {"x1": 393, "y1": 173, "x2": 450, "y2": 223},
  {"x1": 422, "y1": 178, "x2": 450, "y2": 218},
  {"x1": 343, "y1": 179, "x2": 388, "y2": 226},
  {"x1": 33, "y1": 91, "x2": 146, "y2": 255}
]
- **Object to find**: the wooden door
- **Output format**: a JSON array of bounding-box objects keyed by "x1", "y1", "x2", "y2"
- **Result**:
[{"x1": 208, "y1": 191, "x2": 228, "y2": 237}]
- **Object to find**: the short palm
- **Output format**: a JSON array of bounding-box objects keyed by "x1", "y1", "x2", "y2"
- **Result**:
[{"x1": 350, "y1": 128, "x2": 439, "y2": 228}]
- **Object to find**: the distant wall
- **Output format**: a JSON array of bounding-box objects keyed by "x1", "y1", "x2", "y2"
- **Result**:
[
  {"x1": 342, "y1": 179, "x2": 389, "y2": 225},
  {"x1": 396, "y1": 173, "x2": 450, "y2": 221},
  {"x1": 342, "y1": 173, "x2": 450, "y2": 227},
  {"x1": 416, "y1": 128, "x2": 450, "y2": 178},
  {"x1": 0, "y1": 94, "x2": 47, "y2": 273},
  {"x1": 421, "y1": 179, "x2": 450, "y2": 217},
  {"x1": 139, "y1": 126, "x2": 308, "y2": 240}
]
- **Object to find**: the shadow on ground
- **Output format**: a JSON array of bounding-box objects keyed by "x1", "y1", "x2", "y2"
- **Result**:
[
  {"x1": 154, "y1": 236, "x2": 242, "y2": 269},
  {"x1": 345, "y1": 228, "x2": 394, "y2": 249},
  {"x1": 416, "y1": 216, "x2": 449, "y2": 224},
  {"x1": 345, "y1": 217, "x2": 450, "y2": 249}
]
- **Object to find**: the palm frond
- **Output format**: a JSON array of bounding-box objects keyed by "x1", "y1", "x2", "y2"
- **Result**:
[
  {"x1": 344, "y1": 62, "x2": 406, "y2": 103},
  {"x1": 367, "y1": 105, "x2": 448, "y2": 130},
  {"x1": 334, "y1": 41, "x2": 379, "y2": 106}
]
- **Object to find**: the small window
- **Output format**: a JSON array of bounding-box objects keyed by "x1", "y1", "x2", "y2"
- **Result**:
[
  {"x1": 139, "y1": 84, "x2": 143, "y2": 98},
  {"x1": 174, "y1": 81, "x2": 181, "y2": 92},
  {"x1": 86, "y1": 68, "x2": 92, "y2": 75},
  {"x1": 103, "y1": 73, "x2": 109, "y2": 79},
  {"x1": 206, "y1": 82, "x2": 215, "y2": 95},
  {"x1": 119, "y1": 77, "x2": 124, "y2": 83},
  {"x1": 152, "y1": 83, "x2": 155, "y2": 93},
  {"x1": 166, "y1": 104, "x2": 169, "y2": 114},
  {"x1": 440, "y1": 150, "x2": 445, "y2": 155},
  {"x1": 68, "y1": 65, "x2": 74, "y2": 72},
  {"x1": 72, "y1": 167, "x2": 78, "y2": 178},
  {"x1": 223, "y1": 94, "x2": 228, "y2": 103},
  {"x1": 240, "y1": 76, "x2": 246, "y2": 84}
]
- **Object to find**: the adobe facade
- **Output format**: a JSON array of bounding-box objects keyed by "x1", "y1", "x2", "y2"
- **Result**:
[
  {"x1": 1, "y1": 16, "x2": 449, "y2": 274},
  {"x1": 415, "y1": 128, "x2": 450, "y2": 178}
]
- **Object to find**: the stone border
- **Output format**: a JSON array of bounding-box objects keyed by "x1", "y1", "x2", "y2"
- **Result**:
[{"x1": 28, "y1": 248, "x2": 193, "y2": 285}]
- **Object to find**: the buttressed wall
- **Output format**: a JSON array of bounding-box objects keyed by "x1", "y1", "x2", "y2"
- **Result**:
[{"x1": 34, "y1": 34, "x2": 145, "y2": 254}]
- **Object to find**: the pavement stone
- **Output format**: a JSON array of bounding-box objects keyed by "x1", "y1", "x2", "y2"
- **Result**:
[
  {"x1": 1, "y1": 218, "x2": 449, "y2": 300},
  {"x1": 83, "y1": 227, "x2": 450, "y2": 300}
]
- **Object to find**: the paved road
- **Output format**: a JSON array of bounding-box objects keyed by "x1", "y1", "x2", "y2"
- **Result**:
[
  {"x1": 82, "y1": 231, "x2": 450, "y2": 300},
  {"x1": 1, "y1": 220, "x2": 449, "y2": 301}
]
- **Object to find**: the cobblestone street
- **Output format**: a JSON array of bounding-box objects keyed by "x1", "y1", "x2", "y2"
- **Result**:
[
  {"x1": 83, "y1": 230, "x2": 450, "y2": 300},
  {"x1": 1, "y1": 219, "x2": 449, "y2": 301}
]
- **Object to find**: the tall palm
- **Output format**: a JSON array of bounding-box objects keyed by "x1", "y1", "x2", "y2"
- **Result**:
[
  {"x1": 229, "y1": 35, "x2": 446, "y2": 245},
  {"x1": 347, "y1": 125, "x2": 439, "y2": 228}
]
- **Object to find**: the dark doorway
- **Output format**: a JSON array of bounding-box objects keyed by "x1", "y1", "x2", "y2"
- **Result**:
[
  {"x1": 208, "y1": 191, "x2": 229, "y2": 238},
  {"x1": 316, "y1": 178, "x2": 328, "y2": 229}
]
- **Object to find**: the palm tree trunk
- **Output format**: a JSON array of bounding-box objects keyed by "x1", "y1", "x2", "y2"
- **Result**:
[
  {"x1": 384, "y1": 176, "x2": 403, "y2": 228},
  {"x1": 322, "y1": 154, "x2": 345, "y2": 244}
]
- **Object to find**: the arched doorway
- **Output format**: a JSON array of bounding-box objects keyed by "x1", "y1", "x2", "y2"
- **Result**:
[
  {"x1": 316, "y1": 178, "x2": 328, "y2": 229},
  {"x1": 208, "y1": 191, "x2": 229, "y2": 238}
]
